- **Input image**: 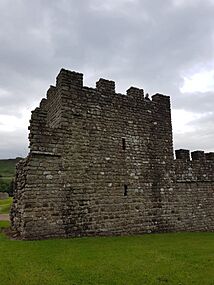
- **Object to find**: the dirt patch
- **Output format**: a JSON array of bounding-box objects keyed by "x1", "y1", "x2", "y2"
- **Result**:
[{"x1": 0, "y1": 214, "x2": 9, "y2": 221}]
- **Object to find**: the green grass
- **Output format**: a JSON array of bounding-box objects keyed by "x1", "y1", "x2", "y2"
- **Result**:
[
  {"x1": 0, "y1": 220, "x2": 10, "y2": 229},
  {"x1": 0, "y1": 158, "x2": 213, "y2": 284},
  {"x1": 0, "y1": 197, "x2": 13, "y2": 214},
  {"x1": 0, "y1": 227, "x2": 214, "y2": 285}
]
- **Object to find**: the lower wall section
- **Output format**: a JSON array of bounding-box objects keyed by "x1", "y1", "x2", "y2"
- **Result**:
[
  {"x1": 169, "y1": 182, "x2": 214, "y2": 232},
  {"x1": 11, "y1": 154, "x2": 67, "y2": 239},
  {"x1": 11, "y1": 156, "x2": 214, "y2": 239}
]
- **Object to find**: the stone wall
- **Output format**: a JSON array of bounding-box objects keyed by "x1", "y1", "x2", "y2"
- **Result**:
[
  {"x1": 172, "y1": 150, "x2": 214, "y2": 231},
  {"x1": 11, "y1": 68, "x2": 214, "y2": 239}
]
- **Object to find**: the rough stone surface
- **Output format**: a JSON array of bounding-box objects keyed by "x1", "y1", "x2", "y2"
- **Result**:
[{"x1": 10, "y1": 68, "x2": 214, "y2": 240}]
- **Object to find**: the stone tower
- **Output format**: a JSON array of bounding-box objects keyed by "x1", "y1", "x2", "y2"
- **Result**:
[{"x1": 11, "y1": 69, "x2": 214, "y2": 239}]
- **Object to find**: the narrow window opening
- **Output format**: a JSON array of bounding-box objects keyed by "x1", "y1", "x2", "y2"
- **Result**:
[
  {"x1": 122, "y1": 138, "x2": 126, "y2": 150},
  {"x1": 124, "y1": 184, "x2": 128, "y2": 196}
]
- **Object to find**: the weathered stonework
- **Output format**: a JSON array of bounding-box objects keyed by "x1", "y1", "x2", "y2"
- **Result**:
[{"x1": 10, "y1": 69, "x2": 214, "y2": 239}]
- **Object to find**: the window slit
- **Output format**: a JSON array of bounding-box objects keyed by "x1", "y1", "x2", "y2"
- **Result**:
[
  {"x1": 122, "y1": 138, "x2": 126, "y2": 150},
  {"x1": 124, "y1": 184, "x2": 128, "y2": 196}
]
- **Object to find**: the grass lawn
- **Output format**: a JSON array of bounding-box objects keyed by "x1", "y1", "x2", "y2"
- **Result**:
[
  {"x1": 0, "y1": 197, "x2": 13, "y2": 214},
  {"x1": 0, "y1": 222, "x2": 214, "y2": 285},
  {"x1": 0, "y1": 197, "x2": 213, "y2": 284},
  {"x1": 0, "y1": 220, "x2": 10, "y2": 228}
]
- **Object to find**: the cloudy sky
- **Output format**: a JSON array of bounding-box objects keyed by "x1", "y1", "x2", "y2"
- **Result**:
[{"x1": 0, "y1": 0, "x2": 214, "y2": 158}]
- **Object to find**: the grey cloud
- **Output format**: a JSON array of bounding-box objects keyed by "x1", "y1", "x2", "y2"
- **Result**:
[
  {"x1": 0, "y1": 0, "x2": 214, "y2": 157},
  {"x1": 173, "y1": 111, "x2": 214, "y2": 152},
  {"x1": 173, "y1": 92, "x2": 214, "y2": 113},
  {"x1": 0, "y1": 130, "x2": 28, "y2": 159}
]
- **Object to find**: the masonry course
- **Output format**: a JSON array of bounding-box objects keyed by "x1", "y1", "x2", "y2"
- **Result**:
[{"x1": 10, "y1": 68, "x2": 214, "y2": 239}]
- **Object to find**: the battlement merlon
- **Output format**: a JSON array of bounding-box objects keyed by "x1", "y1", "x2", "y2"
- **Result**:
[
  {"x1": 175, "y1": 149, "x2": 190, "y2": 160},
  {"x1": 56, "y1": 68, "x2": 83, "y2": 90},
  {"x1": 174, "y1": 150, "x2": 214, "y2": 182},
  {"x1": 126, "y1": 87, "x2": 144, "y2": 99},
  {"x1": 96, "y1": 78, "x2": 115, "y2": 94},
  {"x1": 152, "y1": 93, "x2": 171, "y2": 109},
  {"x1": 206, "y1": 152, "x2": 214, "y2": 160},
  {"x1": 191, "y1": 150, "x2": 205, "y2": 160}
]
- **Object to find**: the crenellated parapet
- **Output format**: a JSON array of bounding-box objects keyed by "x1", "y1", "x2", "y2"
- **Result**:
[
  {"x1": 51, "y1": 68, "x2": 170, "y2": 108},
  {"x1": 29, "y1": 68, "x2": 173, "y2": 156},
  {"x1": 175, "y1": 149, "x2": 214, "y2": 161},
  {"x1": 174, "y1": 149, "x2": 214, "y2": 182}
]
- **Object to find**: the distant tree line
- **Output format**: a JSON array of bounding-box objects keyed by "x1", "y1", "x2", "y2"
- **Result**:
[
  {"x1": 0, "y1": 157, "x2": 22, "y2": 197},
  {"x1": 0, "y1": 177, "x2": 14, "y2": 196}
]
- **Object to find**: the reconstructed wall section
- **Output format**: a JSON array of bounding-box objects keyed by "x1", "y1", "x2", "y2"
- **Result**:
[{"x1": 11, "y1": 69, "x2": 214, "y2": 239}]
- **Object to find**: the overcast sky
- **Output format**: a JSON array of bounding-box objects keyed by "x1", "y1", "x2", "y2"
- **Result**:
[{"x1": 0, "y1": 0, "x2": 214, "y2": 159}]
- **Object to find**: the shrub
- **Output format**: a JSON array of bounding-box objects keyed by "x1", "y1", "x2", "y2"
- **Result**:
[{"x1": 0, "y1": 179, "x2": 14, "y2": 195}]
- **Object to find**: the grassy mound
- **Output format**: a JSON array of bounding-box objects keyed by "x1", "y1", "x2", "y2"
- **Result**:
[
  {"x1": 0, "y1": 220, "x2": 10, "y2": 229},
  {"x1": 0, "y1": 228, "x2": 213, "y2": 285}
]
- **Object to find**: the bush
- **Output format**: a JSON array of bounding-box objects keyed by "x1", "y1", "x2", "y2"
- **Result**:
[{"x1": 0, "y1": 179, "x2": 13, "y2": 195}]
